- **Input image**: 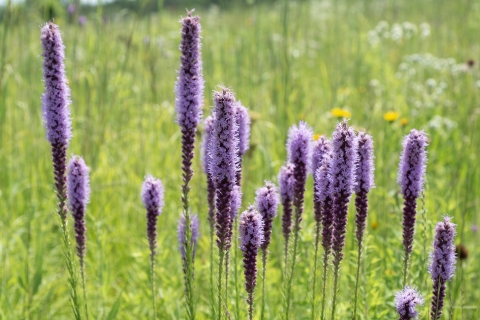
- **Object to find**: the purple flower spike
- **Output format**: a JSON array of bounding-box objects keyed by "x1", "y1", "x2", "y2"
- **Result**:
[
  {"x1": 395, "y1": 286, "x2": 424, "y2": 320},
  {"x1": 141, "y1": 175, "x2": 165, "y2": 256},
  {"x1": 67, "y1": 156, "x2": 90, "y2": 261},
  {"x1": 209, "y1": 88, "x2": 239, "y2": 251},
  {"x1": 287, "y1": 121, "x2": 313, "y2": 227},
  {"x1": 235, "y1": 102, "x2": 251, "y2": 186},
  {"x1": 41, "y1": 22, "x2": 72, "y2": 146},
  {"x1": 316, "y1": 154, "x2": 334, "y2": 255},
  {"x1": 312, "y1": 136, "x2": 332, "y2": 223},
  {"x1": 398, "y1": 129, "x2": 428, "y2": 199},
  {"x1": 429, "y1": 217, "x2": 457, "y2": 320},
  {"x1": 175, "y1": 11, "x2": 204, "y2": 134},
  {"x1": 230, "y1": 185, "x2": 242, "y2": 220},
  {"x1": 330, "y1": 120, "x2": 357, "y2": 318},
  {"x1": 236, "y1": 102, "x2": 251, "y2": 156},
  {"x1": 178, "y1": 214, "x2": 200, "y2": 266},
  {"x1": 255, "y1": 181, "x2": 279, "y2": 252},
  {"x1": 398, "y1": 129, "x2": 428, "y2": 283},
  {"x1": 202, "y1": 115, "x2": 216, "y2": 228},
  {"x1": 239, "y1": 206, "x2": 264, "y2": 320},
  {"x1": 278, "y1": 162, "x2": 295, "y2": 244},
  {"x1": 354, "y1": 132, "x2": 375, "y2": 245},
  {"x1": 331, "y1": 120, "x2": 358, "y2": 266}
]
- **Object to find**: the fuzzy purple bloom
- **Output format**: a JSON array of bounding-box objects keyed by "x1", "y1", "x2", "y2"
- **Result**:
[
  {"x1": 331, "y1": 120, "x2": 358, "y2": 267},
  {"x1": 209, "y1": 88, "x2": 239, "y2": 251},
  {"x1": 41, "y1": 22, "x2": 72, "y2": 146},
  {"x1": 235, "y1": 102, "x2": 251, "y2": 156},
  {"x1": 316, "y1": 154, "x2": 334, "y2": 254},
  {"x1": 202, "y1": 115, "x2": 216, "y2": 228},
  {"x1": 287, "y1": 121, "x2": 313, "y2": 228},
  {"x1": 399, "y1": 130, "x2": 428, "y2": 280},
  {"x1": 67, "y1": 4, "x2": 76, "y2": 15},
  {"x1": 178, "y1": 214, "x2": 200, "y2": 266},
  {"x1": 398, "y1": 129, "x2": 428, "y2": 199},
  {"x1": 395, "y1": 286, "x2": 424, "y2": 320},
  {"x1": 255, "y1": 181, "x2": 279, "y2": 251},
  {"x1": 239, "y1": 206, "x2": 264, "y2": 318},
  {"x1": 354, "y1": 132, "x2": 375, "y2": 245},
  {"x1": 175, "y1": 12, "x2": 204, "y2": 134},
  {"x1": 429, "y1": 217, "x2": 457, "y2": 320},
  {"x1": 230, "y1": 185, "x2": 242, "y2": 220},
  {"x1": 278, "y1": 162, "x2": 295, "y2": 243},
  {"x1": 141, "y1": 175, "x2": 165, "y2": 256},
  {"x1": 67, "y1": 156, "x2": 90, "y2": 260},
  {"x1": 312, "y1": 136, "x2": 332, "y2": 223},
  {"x1": 78, "y1": 16, "x2": 87, "y2": 26}
]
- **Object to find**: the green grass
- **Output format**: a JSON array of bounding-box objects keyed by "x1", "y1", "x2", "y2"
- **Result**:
[{"x1": 1, "y1": 0, "x2": 479, "y2": 318}]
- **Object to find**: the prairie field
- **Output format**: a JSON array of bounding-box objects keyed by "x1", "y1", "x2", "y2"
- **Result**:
[{"x1": 0, "y1": 0, "x2": 479, "y2": 319}]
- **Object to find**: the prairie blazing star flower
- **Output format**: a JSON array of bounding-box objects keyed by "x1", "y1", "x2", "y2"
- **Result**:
[
  {"x1": 278, "y1": 162, "x2": 295, "y2": 245},
  {"x1": 202, "y1": 115, "x2": 216, "y2": 228},
  {"x1": 178, "y1": 214, "x2": 200, "y2": 267},
  {"x1": 352, "y1": 132, "x2": 375, "y2": 319},
  {"x1": 41, "y1": 22, "x2": 72, "y2": 148},
  {"x1": 395, "y1": 286, "x2": 424, "y2": 320},
  {"x1": 78, "y1": 16, "x2": 87, "y2": 26},
  {"x1": 209, "y1": 88, "x2": 239, "y2": 251},
  {"x1": 67, "y1": 156, "x2": 90, "y2": 262},
  {"x1": 398, "y1": 129, "x2": 428, "y2": 285},
  {"x1": 239, "y1": 206, "x2": 264, "y2": 320},
  {"x1": 330, "y1": 120, "x2": 358, "y2": 318},
  {"x1": 141, "y1": 175, "x2": 165, "y2": 257},
  {"x1": 287, "y1": 121, "x2": 313, "y2": 225},
  {"x1": 311, "y1": 136, "x2": 332, "y2": 223},
  {"x1": 429, "y1": 217, "x2": 457, "y2": 320},
  {"x1": 235, "y1": 102, "x2": 251, "y2": 186},
  {"x1": 255, "y1": 181, "x2": 279, "y2": 252}
]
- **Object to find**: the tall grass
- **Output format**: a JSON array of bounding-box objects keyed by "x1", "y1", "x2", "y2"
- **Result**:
[{"x1": 0, "y1": 0, "x2": 479, "y2": 318}]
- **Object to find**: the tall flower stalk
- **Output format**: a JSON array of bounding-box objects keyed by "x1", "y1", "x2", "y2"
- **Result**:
[
  {"x1": 41, "y1": 22, "x2": 81, "y2": 319},
  {"x1": 239, "y1": 206, "x2": 264, "y2": 320},
  {"x1": 178, "y1": 214, "x2": 200, "y2": 270},
  {"x1": 255, "y1": 182, "x2": 279, "y2": 320},
  {"x1": 231, "y1": 101, "x2": 250, "y2": 319},
  {"x1": 352, "y1": 132, "x2": 375, "y2": 319},
  {"x1": 209, "y1": 88, "x2": 238, "y2": 320},
  {"x1": 67, "y1": 156, "x2": 91, "y2": 320},
  {"x1": 330, "y1": 120, "x2": 358, "y2": 319},
  {"x1": 429, "y1": 217, "x2": 457, "y2": 320},
  {"x1": 283, "y1": 122, "x2": 312, "y2": 320},
  {"x1": 201, "y1": 115, "x2": 216, "y2": 318},
  {"x1": 316, "y1": 152, "x2": 334, "y2": 320},
  {"x1": 398, "y1": 129, "x2": 428, "y2": 286},
  {"x1": 175, "y1": 10, "x2": 204, "y2": 320},
  {"x1": 278, "y1": 162, "x2": 295, "y2": 266},
  {"x1": 395, "y1": 286, "x2": 424, "y2": 320},
  {"x1": 310, "y1": 136, "x2": 331, "y2": 319},
  {"x1": 141, "y1": 175, "x2": 165, "y2": 319}
]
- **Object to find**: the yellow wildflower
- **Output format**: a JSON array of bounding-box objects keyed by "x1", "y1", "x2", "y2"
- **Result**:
[
  {"x1": 383, "y1": 111, "x2": 399, "y2": 122},
  {"x1": 331, "y1": 108, "x2": 351, "y2": 118},
  {"x1": 313, "y1": 134, "x2": 322, "y2": 141},
  {"x1": 400, "y1": 118, "x2": 408, "y2": 126},
  {"x1": 371, "y1": 221, "x2": 379, "y2": 230}
]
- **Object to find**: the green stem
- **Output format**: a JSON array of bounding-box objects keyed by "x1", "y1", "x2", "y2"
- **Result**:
[
  {"x1": 225, "y1": 249, "x2": 230, "y2": 316},
  {"x1": 149, "y1": 253, "x2": 156, "y2": 320},
  {"x1": 234, "y1": 219, "x2": 240, "y2": 320},
  {"x1": 285, "y1": 205, "x2": 301, "y2": 320},
  {"x1": 320, "y1": 248, "x2": 329, "y2": 320},
  {"x1": 210, "y1": 225, "x2": 216, "y2": 319},
  {"x1": 311, "y1": 221, "x2": 321, "y2": 320},
  {"x1": 217, "y1": 249, "x2": 225, "y2": 320},
  {"x1": 352, "y1": 242, "x2": 363, "y2": 320},
  {"x1": 261, "y1": 249, "x2": 267, "y2": 320},
  {"x1": 330, "y1": 261, "x2": 341, "y2": 320},
  {"x1": 402, "y1": 248, "x2": 410, "y2": 288}
]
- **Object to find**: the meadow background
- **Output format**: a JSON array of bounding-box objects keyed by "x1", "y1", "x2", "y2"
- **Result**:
[{"x1": 0, "y1": 0, "x2": 479, "y2": 319}]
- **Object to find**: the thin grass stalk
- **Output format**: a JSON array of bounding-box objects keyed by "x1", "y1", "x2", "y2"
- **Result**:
[
  {"x1": 149, "y1": 252, "x2": 157, "y2": 319},
  {"x1": 234, "y1": 218, "x2": 240, "y2": 320},
  {"x1": 311, "y1": 220, "x2": 321, "y2": 320},
  {"x1": 320, "y1": 246, "x2": 329, "y2": 320},
  {"x1": 217, "y1": 249, "x2": 225, "y2": 320},
  {"x1": 261, "y1": 249, "x2": 267, "y2": 320}
]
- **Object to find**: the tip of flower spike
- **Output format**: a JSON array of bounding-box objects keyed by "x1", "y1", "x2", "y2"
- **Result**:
[
  {"x1": 239, "y1": 206, "x2": 264, "y2": 250},
  {"x1": 395, "y1": 286, "x2": 424, "y2": 319},
  {"x1": 141, "y1": 175, "x2": 165, "y2": 213},
  {"x1": 186, "y1": 8, "x2": 195, "y2": 17}
]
